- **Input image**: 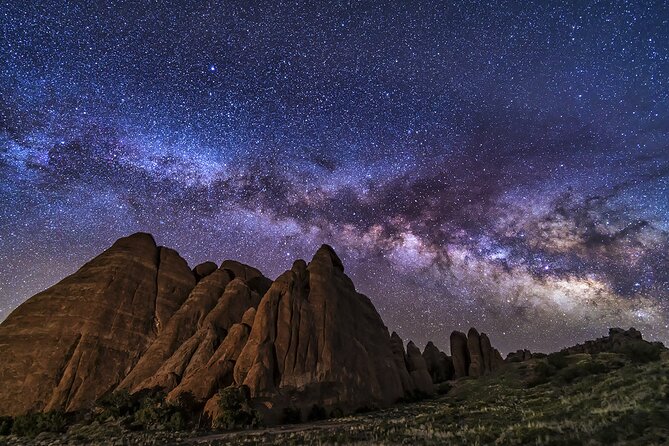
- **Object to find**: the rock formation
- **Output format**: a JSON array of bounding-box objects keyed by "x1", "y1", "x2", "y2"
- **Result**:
[
  {"x1": 506, "y1": 349, "x2": 533, "y2": 362},
  {"x1": 450, "y1": 328, "x2": 504, "y2": 378},
  {"x1": 232, "y1": 247, "x2": 412, "y2": 422},
  {"x1": 0, "y1": 235, "x2": 453, "y2": 421},
  {"x1": 450, "y1": 331, "x2": 470, "y2": 378},
  {"x1": 561, "y1": 327, "x2": 665, "y2": 355},
  {"x1": 0, "y1": 233, "x2": 195, "y2": 415},
  {"x1": 0, "y1": 232, "x2": 510, "y2": 422},
  {"x1": 390, "y1": 332, "x2": 416, "y2": 395},
  {"x1": 406, "y1": 342, "x2": 435, "y2": 395},
  {"x1": 422, "y1": 341, "x2": 453, "y2": 383}
]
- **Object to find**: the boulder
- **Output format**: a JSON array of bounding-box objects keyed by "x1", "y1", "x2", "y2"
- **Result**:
[{"x1": 193, "y1": 261, "x2": 218, "y2": 281}]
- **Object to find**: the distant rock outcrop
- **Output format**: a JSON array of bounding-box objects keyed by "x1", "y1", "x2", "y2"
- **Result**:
[
  {"x1": 561, "y1": 327, "x2": 665, "y2": 355},
  {"x1": 506, "y1": 349, "x2": 533, "y2": 363},
  {"x1": 450, "y1": 328, "x2": 504, "y2": 378}
]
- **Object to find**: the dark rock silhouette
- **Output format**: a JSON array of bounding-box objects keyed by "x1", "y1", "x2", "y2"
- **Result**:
[
  {"x1": 561, "y1": 327, "x2": 665, "y2": 355},
  {"x1": 422, "y1": 341, "x2": 453, "y2": 383},
  {"x1": 450, "y1": 331, "x2": 470, "y2": 378},
  {"x1": 506, "y1": 349, "x2": 533, "y2": 362},
  {"x1": 406, "y1": 341, "x2": 435, "y2": 395},
  {"x1": 451, "y1": 328, "x2": 504, "y2": 378}
]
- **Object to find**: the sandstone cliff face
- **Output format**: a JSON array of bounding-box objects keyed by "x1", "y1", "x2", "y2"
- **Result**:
[
  {"x1": 233, "y1": 247, "x2": 409, "y2": 419},
  {"x1": 0, "y1": 233, "x2": 195, "y2": 415}
]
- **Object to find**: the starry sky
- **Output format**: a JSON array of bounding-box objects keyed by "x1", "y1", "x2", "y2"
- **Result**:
[{"x1": 1, "y1": 1, "x2": 668, "y2": 354}]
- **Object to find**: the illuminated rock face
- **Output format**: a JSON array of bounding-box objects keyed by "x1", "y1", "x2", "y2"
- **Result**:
[
  {"x1": 0, "y1": 233, "x2": 195, "y2": 415},
  {"x1": 232, "y1": 246, "x2": 416, "y2": 422}
]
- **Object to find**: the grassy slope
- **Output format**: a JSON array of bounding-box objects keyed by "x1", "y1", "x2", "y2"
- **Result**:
[
  {"x1": 201, "y1": 352, "x2": 669, "y2": 445},
  {"x1": 3, "y1": 353, "x2": 667, "y2": 445}
]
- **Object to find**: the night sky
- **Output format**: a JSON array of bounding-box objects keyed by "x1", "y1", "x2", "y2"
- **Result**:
[{"x1": 1, "y1": 1, "x2": 668, "y2": 354}]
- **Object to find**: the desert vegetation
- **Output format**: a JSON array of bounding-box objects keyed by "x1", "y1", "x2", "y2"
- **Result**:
[{"x1": 0, "y1": 350, "x2": 667, "y2": 445}]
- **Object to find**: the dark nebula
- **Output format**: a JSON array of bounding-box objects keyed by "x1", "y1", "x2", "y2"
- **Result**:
[{"x1": 1, "y1": 1, "x2": 668, "y2": 353}]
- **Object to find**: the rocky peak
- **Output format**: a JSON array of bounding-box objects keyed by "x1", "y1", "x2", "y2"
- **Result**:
[{"x1": 311, "y1": 244, "x2": 345, "y2": 272}]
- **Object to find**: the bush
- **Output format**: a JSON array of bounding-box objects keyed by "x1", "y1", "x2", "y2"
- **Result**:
[
  {"x1": 215, "y1": 386, "x2": 261, "y2": 430},
  {"x1": 282, "y1": 406, "x2": 302, "y2": 424},
  {"x1": 617, "y1": 341, "x2": 663, "y2": 364},
  {"x1": 96, "y1": 389, "x2": 189, "y2": 431},
  {"x1": 546, "y1": 352, "x2": 569, "y2": 370},
  {"x1": 0, "y1": 416, "x2": 13, "y2": 435},
  {"x1": 96, "y1": 390, "x2": 138, "y2": 420},
  {"x1": 527, "y1": 361, "x2": 554, "y2": 387},
  {"x1": 436, "y1": 382, "x2": 452, "y2": 395},
  {"x1": 11, "y1": 411, "x2": 67, "y2": 437},
  {"x1": 557, "y1": 360, "x2": 608, "y2": 383},
  {"x1": 307, "y1": 404, "x2": 327, "y2": 421},
  {"x1": 329, "y1": 407, "x2": 344, "y2": 418}
]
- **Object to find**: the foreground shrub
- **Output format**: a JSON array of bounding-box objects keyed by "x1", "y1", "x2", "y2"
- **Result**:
[
  {"x1": 557, "y1": 360, "x2": 609, "y2": 384},
  {"x1": 96, "y1": 389, "x2": 138, "y2": 420},
  {"x1": 307, "y1": 404, "x2": 327, "y2": 421},
  {"x1": 282, "y1": 406, "x2": 302, "y2": 424},
  {"x1": 616, "y1": 341, "x2": 664, "y2": 364},
  {"x1": 546, "y1": 352, "x2": 569, "y2": 370},
  {"x1": 11, "y1": 411, "x2": 67, "y2": 437},
  {"x1": 436, "y1": 382, "x2": 452, "y2": 395},
  {"x1": 215, "y1": 386, "x2": 261, "y2": 430},
  {"x1": 527, "y1": 361, "x2": 554, "y2": 387},
  {"x1": 0, "y1": 416, "x2": 13, "y2": 435},
  {"x1": 96, "y1": 389, "x2": 188, "y2": 431}
]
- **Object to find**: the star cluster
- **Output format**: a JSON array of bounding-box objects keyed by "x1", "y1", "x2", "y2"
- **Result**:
[{"x1": 1, "y1": 1, "x2": 668, "y2": 353}]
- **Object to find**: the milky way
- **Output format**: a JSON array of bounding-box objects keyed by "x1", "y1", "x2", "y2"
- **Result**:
[{"x1": 1, "y1": 1, "x2": 668, "y2": 353}]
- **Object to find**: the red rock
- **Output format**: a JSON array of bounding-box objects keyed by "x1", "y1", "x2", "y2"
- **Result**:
[
  {"x1": 467, "y1": 328, "x2": 484, "y2": 377},
  {"x1": 233, "y1": 246, "x2": 407, "y2": 420},
  {"x1": 193, "y1": 261, "x2": 217, "y2": 281},
  {"x1": 0, "y1": 233, "x2": 195, "y2": 415},
  {"x1": 390, "y1": 332, "x2": 416, "y2": 395}
]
